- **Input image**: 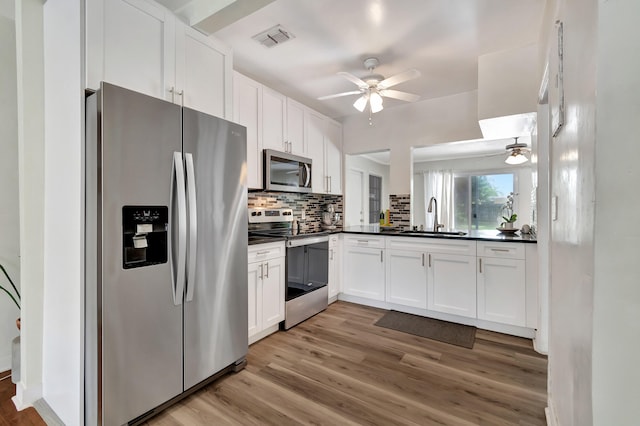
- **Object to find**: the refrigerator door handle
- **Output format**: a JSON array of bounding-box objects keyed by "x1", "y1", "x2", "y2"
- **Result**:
[
  {"x1": 185, "y1": 152, "x2": 197, "y2": 302},
  {"x1": 171, "y1": 152, "x2": 187, "y2": 305}
]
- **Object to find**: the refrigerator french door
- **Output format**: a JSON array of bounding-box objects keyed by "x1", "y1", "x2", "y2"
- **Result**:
[{"x1": 85, "y1": 82, "x2": 248, "y2": 425}]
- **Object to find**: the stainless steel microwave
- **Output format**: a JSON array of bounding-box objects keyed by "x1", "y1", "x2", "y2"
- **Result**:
[{"x1": 264, "y1": 149, "x2": 312, "y2": 193}]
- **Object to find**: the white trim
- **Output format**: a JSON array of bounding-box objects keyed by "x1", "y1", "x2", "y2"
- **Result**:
[
  {"x1": 248, "y1": 324, "x2": 279, "y2": 345},
  {"x1": 546, "y1": 398, "x2": 559, "y2": 426},
  {"x1": 12, "y1": 381, "x2": 42, "y2": 410}
]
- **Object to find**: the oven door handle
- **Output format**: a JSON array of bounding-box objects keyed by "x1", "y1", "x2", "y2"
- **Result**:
[{"x1": 286, "y1": 235, "x2": 330, "y2": 247}]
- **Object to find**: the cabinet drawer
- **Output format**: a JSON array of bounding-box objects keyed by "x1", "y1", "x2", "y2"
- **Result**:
[
  {"x1": 477, "y1": 241, "x2": 525, "y2": 260},
  {"x1": 248, "y1": 241, "x2": 285, "y2": 263},
  {"x1": 386, "y1": 237, "x2": 476, "y2": 256},
  {"x1": 343, "y1": 235, "x2": 385, "y2": 248}
]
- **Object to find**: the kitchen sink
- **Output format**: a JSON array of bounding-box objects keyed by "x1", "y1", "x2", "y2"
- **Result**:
[{"x1": 399, "y1": 230, "x2": 467, "y2": 236}]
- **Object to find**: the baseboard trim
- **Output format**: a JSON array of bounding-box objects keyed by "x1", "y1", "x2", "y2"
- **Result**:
[
  {"x1": 12, "y1": 381, "x2": 42, "y2": 410},
  {"x1": 34, "y1": 399, "x2": 65, "y2": 426},
  {"x1": 546, "y1": 398, "x2": 559, "y2": 426}
]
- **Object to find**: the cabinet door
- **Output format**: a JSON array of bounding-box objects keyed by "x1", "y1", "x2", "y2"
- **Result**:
[
  {"x1": 247, "y1": 261, "x2": 262, "y2": 338},
  {"x1": 328, "y1": 239, "x2": 341, "y2": 300},
  {"x1": 262, "y1": 87, "x2": 286, "y2": 151},
  {"x1": 305, "y1": 110, "x2": 326, "y2": 193},
  {"x1": 234, "y1": 72, "x2": 262, "y2": 189},
  {"x1": 386, "y1": 250, "x2": 427, "y2": 309},
  {"x1": 477, "y1": 257, "x2": 526, "y2": 326},
  {"x1": 176, "y1": 23, "x2": 231, "y2": 118},
  {"x1": 343, "y1": 247, "x2": 385, "y2": 301},
  {"x1": 286, "y1": 98, "x2": 306, "y2": 155},
  {"x1": 325, "y1": 119, "x2": 342, "y2": 195},
  {"x1": 427, "y1": 253, "x2": 476, "y2": 318},
  {"x1": 261, "y1": 257, "x2": 285, "y2": 328},
  {"x1": 90, "y1": 0, "x2": 174, "y2": 99}
]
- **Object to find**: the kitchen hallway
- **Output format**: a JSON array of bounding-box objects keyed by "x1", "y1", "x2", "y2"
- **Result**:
[{"x1": 146, "y1": 301, "x2": 547, "y2": 425}]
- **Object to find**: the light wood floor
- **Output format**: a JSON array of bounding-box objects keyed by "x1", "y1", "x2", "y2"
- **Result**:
[{"x1": 147, "y1": 301, "x2": 548, "y2": 425}]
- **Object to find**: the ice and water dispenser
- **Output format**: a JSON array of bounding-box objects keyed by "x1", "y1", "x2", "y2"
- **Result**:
[{"x1": 122, "y1": 206, "x2": 168, "y2": 269}]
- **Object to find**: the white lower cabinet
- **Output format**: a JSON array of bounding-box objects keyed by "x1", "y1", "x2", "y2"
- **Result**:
[
  {"x1": 477, "y1": 242, "x2": 526, "y2": 326},
  {"x1": 427, "y1": 252, "x2": 477, "y2": 318},
  {"x1": 343, "y1": 237, "x2": 385, "y2": 301},
  {"x1": 386, "y1": 249, "x2": 427, "y2": 309},
  {"x1": 328, "y1": 235, "x2": 341, "y2": 302},
  {"x1": 248, "y1": 242, "x2": 285, "y2": 344}
]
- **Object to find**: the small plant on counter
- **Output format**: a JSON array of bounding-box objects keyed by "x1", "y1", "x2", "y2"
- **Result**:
[
  {"x1": 1, "y1": 263, "x2": 20, "y2": 310},
  {"x1": 501, "y1": 192, "x2": 518, "y2": 225}
]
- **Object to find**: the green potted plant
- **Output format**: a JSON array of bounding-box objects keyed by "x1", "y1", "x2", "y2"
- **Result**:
[{"x1": 500, "y1": 192, "x2": 518, "y2": 229}]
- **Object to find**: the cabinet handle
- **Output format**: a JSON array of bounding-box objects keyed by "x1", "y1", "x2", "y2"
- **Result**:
[
  {"x1": 178, "y1": 90, "x2": 184, "y2": 107},
  {"x1": 490, "y1": 248, "x2": 510, "y2": 252},
  {"x1": 428, "y1": 254, "x2": 431, "y2": 268},
  {"x1": 422, "y1": 253, "x2": 425, "y2": 267},
  {"x1": 380, "y1": 250, "x2": 383, "y2": 262},
  {"x1": 169, "y1": 87, "x2": 175, "y2": 103},
  {"x1": 479, "y1": 258, "x2": 483, "y2": 273},
  {"x1": 259, "y1": 263, "x2": 263, "y2": 279},
  {"x1": 256, "y1": 250, "x2": 269, "y2": 255},
  {"x1": 330, "y1": 248, "x2": 334, "y2": 260},
  {"x1": 357, "y1": 239, "x2": 369, "y2": 244},
  {"x1": 264, "y1": 262, "x2": 269, "y2": 278}
]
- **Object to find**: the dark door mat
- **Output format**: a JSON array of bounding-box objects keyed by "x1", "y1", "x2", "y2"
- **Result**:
[{"x1": 374, "y1": 310, "x2": 476, "y2": 349}]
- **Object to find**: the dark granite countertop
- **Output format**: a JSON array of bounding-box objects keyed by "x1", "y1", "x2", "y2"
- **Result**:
[
  {"x1": 248, "y1": 228, "x2": 343, "y2": 246},
  {"x1": 341, "y1": 226, "x2": 537, "y2": 244}
]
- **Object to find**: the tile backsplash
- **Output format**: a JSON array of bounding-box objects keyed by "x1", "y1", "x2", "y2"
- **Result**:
[
  {"x1": 248, "y1": 191, "x2": 343, "y2": 233},
  {"x1": 389, "y1": 194, "x2": 411, "y2": 229}
]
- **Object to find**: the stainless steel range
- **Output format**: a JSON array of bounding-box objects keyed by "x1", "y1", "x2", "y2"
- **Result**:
[{"x1": 248, "y1": 208, "x2": 329, "y2": 329}]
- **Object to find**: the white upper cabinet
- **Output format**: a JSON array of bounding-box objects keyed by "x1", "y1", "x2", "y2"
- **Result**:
[
  {"x1": 325, "y1": 119, "x2": 343, "y2": 195},
  {"x1": 286, "y1": 98, "x2": 306, "y2": 155},
  {"x1": 87, "y1": 0, "x2": 232, "y2": 119},
  {"x1": 176, "y1": 22, "x2": 232, "y2": 119},
  {"x1": 233, "y1": 72, "x2": 262, "y2": 189},
  {"x1": 305, "y1": 109, "x2": 326, "y2": 193},
  {"x1": 261, "y1": 86, "x2": 287, "y2": 153}
]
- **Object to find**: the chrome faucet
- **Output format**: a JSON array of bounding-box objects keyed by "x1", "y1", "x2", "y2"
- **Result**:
[{"x1": 427, "y1": 197, "x2": 444, "y2": 232}]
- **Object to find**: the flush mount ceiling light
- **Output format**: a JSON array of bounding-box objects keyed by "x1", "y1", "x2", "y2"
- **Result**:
[{"x1": 504, "y1": 137, "x2": 530, "y2": 165}]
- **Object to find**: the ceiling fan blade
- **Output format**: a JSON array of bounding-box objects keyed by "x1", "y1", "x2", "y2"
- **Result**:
[
  {"x1": 317, "y1": 90, "x2": 363, "y2": 100},
  {"x1": 337, "y1": 72, "x2": 369, "y2": 89},
  {"x1": 379, "y1": 89, "x2": 420, "y2": 103},
  {"x1": 378, "y1": 69, "x2": 421, "y2": 89}
]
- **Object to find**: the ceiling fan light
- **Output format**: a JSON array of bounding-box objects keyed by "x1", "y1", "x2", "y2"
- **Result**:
[
  {"x1": 505, "y1": 151, "x2": 529, "y2": 165},
  {"x1": 353, "y1": 94, "x2": 368, "y2": 112},
  {"x1": 370, "y1": 92, "x2": 383, "y2": 113}
]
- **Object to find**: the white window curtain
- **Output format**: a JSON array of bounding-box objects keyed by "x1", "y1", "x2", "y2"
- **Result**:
[{"x1": 423, "y1": 170, "x2": 453, "y2": 230}]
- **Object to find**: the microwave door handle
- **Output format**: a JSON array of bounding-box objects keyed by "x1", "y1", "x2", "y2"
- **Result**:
[{"x1": 303, "y1": 163, "x2": 311, "y2": 188}]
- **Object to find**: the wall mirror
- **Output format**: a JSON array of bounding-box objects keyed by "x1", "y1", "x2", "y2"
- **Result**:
[{"x1": 344, "y1": 150, "x2": 390, "y2": 228}]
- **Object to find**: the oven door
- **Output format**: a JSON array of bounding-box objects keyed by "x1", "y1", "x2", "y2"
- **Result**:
[
  {"x1": 285, "y1": 236, "x2": 328, "y2": 301},
  {"x1": 264, "y1": 149, "x2": 312, "y2": 193}
]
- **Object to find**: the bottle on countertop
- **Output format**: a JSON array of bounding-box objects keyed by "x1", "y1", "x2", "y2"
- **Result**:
[{"x1": 379, "y1": 211, "x2": 384, "y2": 225}]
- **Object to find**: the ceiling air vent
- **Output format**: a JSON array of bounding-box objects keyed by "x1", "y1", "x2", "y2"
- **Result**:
[{"x1": 252, "y1": 25, "x2": 295, "y2": 48}]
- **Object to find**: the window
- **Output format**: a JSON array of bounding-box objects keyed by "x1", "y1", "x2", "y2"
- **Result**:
[
  {"x1": 453, "y1": 173, "x2": 515, "y2": 231},
  {"x1": 368, "y1": 174, "x2": 382, "y2": 224}
]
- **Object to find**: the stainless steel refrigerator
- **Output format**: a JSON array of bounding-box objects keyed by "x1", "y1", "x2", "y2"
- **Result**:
[{"x1": 85, "y1": 82, "x2": 248, "y2": 425}]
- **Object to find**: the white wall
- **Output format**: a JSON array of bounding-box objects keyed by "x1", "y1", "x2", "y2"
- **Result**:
[
  {"x1": 0, "y1": 3, "x2": 20, "y2": 373},
  {"x1": 592, "y1": 0, "x2": 640, "y2": 423},
  {"x1": 541, "y1": 0, "x2": 596, "y2": 424},
  {"x1": 344, "y1": 154, "x2": 390, "y2": 226},
  {"x1": 42, "y1": 1, "x2": 84, "y2": 424},
  {"x1": 342, "y1": 91, "x2": 483, "y2": 194},
  {"x1": 14, "y1": 0, "x2": 45, "y2": 409},
  {"x1": 412, "y1": 155, "x2": 533, "y2": 232}
]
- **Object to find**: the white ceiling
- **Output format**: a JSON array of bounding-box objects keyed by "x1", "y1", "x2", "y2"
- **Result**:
[{"x1": 158, "y1": 0, "x2": 546, "y2": 120}]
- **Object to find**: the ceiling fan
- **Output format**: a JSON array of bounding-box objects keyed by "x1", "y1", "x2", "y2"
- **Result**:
[
  {"x1": 503, "y1": 137, "x2": 531, "y2": 165},
  {"x1": 318, "y1": 57, "x2": 421, "y2": 113}
]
